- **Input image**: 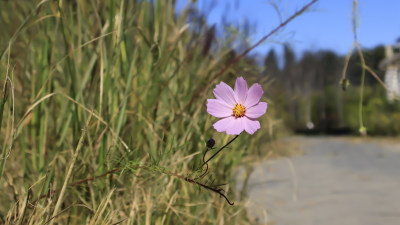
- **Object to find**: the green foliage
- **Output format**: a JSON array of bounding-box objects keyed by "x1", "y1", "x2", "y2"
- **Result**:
[
  {"x1": 343, "y1": 86, "x2": 400, "y2": 135},
  {"x1": 0, "y1": 0, "x2": 274, "y2": 224}
]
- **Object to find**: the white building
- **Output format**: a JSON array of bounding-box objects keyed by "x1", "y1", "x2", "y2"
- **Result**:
[{"x1": 380, "y1": 44, "x2": 400, "y2": 102}]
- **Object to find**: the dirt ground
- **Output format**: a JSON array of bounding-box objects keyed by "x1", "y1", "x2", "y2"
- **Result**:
[{"x1": 236, "y1": 136, "x2": 400, "y2": 225}]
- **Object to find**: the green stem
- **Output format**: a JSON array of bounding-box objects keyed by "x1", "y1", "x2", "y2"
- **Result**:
[
  {"x1": 203, "y1": 135, "x2": 240, "y2": 166},
  {"x1": 359, "y1": 64, "x2": 366, "y2": 132}
]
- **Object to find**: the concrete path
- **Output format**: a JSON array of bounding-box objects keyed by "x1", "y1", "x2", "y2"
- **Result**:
[{"x1": 236, "y1": 136, "x2": 400, "y2": 225}]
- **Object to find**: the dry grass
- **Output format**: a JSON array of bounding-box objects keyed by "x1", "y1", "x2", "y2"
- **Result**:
[{"x1": 0, "y1": 0, "x2": 315, "y2": 224}]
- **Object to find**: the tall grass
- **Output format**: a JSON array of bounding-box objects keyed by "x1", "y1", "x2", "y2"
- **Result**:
[{"x1": 0, "y1": 0, "x2": 280, "y2": 224}]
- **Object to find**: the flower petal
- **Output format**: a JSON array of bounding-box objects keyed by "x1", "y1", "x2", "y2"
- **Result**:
[
  {"x1": 207, "y1": 99, "x2": 233, "y2": 118},
  {"x1": 245, "y1": 102, "x2": 267, "y2": 119},
  {"x1": 226, "y1": 117, "x2": 245, "y2": 135},
  {"x1": 213, "y1": 81, "x2": 237, "y2": 107},
  {"x1": 213, "y1": 117, "x2": 245, "y2": 135},
  {"x1": 244, "y1": 83, "x2": 263, "y2": 108},
  {"x1": 243, "y1": 117, "x2": 261, "y2": 135},
  {"x1": 234, "y1": 77, "x2": 248, "y2": 104},
  {"x1": 213, "y1": 117, "x2": 235, "y2": 133}
]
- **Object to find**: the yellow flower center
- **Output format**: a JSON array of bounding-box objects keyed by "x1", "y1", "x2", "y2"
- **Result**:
[{"x1": 233, "y1": 103, "x2": 246, "y2": 118}]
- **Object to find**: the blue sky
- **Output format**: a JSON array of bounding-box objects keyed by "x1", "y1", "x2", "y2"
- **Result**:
[{"x1": 176, "y1": 0, "x2": 400, "y2": 58}]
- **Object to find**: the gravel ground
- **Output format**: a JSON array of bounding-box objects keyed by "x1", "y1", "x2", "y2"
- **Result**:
[{"x1": 236, "y1": 136, "x2": 400, "y2": 225}]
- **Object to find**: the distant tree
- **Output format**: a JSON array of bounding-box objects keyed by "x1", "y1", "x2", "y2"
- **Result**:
[
  {"x1": 281, "y1": 44, "x2": 300, "y2": 125},
  {"x1": 298, "y1": 51, "x2": 318, "y2": 128},
  {"x1": 283, "y1": 44, "x2": 295, "y2": 72},
  {"x1": 299, "y1": 51, "x2": 318, "y2": 89},
  {"x1": 316, "y1": 50, "x2": 341, "y2": 85},
  {"x1": 278, "y1": 47, "x2": 344, "y2": 130},
  {"x1": 315, "y1": 50, "x2": 343, "y2": 130},
  {"x1": 264, "y1": 49, "x2": 279, "y2": 78}
]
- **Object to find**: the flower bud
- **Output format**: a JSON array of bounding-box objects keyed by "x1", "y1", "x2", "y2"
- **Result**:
[{"x1": 206, "y1": 138, "x2": 215, "y2": 148}]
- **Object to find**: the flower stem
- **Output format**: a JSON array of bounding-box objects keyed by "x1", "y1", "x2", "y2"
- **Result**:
[{"x1": 203, "y1": 135, "x2": 240, "y2": 166}]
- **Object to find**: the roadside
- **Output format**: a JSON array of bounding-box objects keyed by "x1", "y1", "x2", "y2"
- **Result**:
[{"x1": 236, "y1": 136, "x2": 400, "y2": 225}]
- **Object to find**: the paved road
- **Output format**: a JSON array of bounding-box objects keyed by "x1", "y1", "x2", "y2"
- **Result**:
[{"x1": 236, "y1": 136, "x2": 400, "y2": 225}]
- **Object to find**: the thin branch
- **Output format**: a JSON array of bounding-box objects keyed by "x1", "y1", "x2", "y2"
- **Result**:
[
  {"x1": 203, "y1": 135, "x2": 239, "y2": 166},
  {"x1": 340, "y1": 43, "x2": 355, "y2": 90},
  {"x1": 198, "y1": 135, "x2": 239, "y2": 179},
  {"x1": 165, "y1": 170, "x2": 234, "y2": 205},
  {"x1": 198, "y1": 148, "x2": 209, "y2": 178},
  {"x1": 30, "y1": 164, "x2": 235, "y2": 206}
]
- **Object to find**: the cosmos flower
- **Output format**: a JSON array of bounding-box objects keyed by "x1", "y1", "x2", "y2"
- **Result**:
[{"x1": 207, "y1": 77, "x2": 267, "y2": 135}]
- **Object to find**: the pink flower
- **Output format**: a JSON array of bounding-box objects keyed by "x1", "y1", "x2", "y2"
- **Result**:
[{"x1": 207, "y1": 77, "x2": 267, "y2": 135}]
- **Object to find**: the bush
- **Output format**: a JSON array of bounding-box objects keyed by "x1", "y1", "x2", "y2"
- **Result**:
[{"x1": 343, "y1": 86, "x2": 400, "y2": 135}]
